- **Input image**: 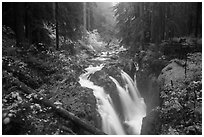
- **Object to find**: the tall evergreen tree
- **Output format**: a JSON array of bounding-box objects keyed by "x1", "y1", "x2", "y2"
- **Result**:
[
  {"x1": 114, "y1": 2, "x2": 202, "y2": 51},
  {"x1": 55, "y1": 2, "x2": 59, "y2": 50}
]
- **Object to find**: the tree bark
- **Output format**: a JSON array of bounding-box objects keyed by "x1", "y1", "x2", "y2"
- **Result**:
[
  {"x1": 195, "y1": 2, "x2": 201, "y2": 37},
  {"x1": 55, "y1": 2, "x2": 59, "y2": 50},
  {"x1": 15, "y1": 3, "x2": 25, "y2": 47},
  {"x1": 3, "y1": 72, "x2": 106, "y2": 135},
  {"x1": 87, "y1": 5, "x2": 91, "y2": 31},
  {"x1": 162, "y1": 3, "x2": 166, "y2": 40},
  {"x1": 150, "y1": 3, "x2": 155, "y2": 43},
  {"x1": 83, "y1": 2, "x2": 87, "y2": 31},
  {"x1": 188, "y1": 4, "x2": 193, "y2": 35},
  {"x1": 25, "y1": 3, "x2": 32, "y2": 45},
  {"x1": 139, "y1": 2, "x2": 144, "y2": 49}
]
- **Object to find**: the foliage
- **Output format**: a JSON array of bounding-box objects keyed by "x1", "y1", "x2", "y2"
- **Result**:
[
  {"x1": 2, "y1": 29, "x2": 99, "y2": 134},
  {"x1": 134, "y1": 43, "x2": 168, "y2": 78},
  {"x1": 157, "y1": 79, "x2": 202, "y2": 135},
  {"x1": 2, "y1": 2, "x2": 117, "y2": 52},
  {"x1": 3, "y1": 3, "x2": 55, "y2": 45},
  {"x1": 85, "y1": 29, "x2": 106, "y2": 53},
  {"x1": 2, "y1": 89, "x2": 65, "y2": 135},
  {"x1": 153, "y1": 53, "x2": 202, "y2": 135},
  {"x1": 2, "y1": 2, "x2": 202, "y2": 135},
  {"x1": 58, "y1": 2, "x2": 84, "y2": 40},
  {"x1": 114, "y1": 2, "x2": 202, "y2": 51}
]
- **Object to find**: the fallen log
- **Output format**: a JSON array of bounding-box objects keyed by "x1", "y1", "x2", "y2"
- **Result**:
[{"x1": 3, "y1": 71, "x2": 106, "y2": 135}]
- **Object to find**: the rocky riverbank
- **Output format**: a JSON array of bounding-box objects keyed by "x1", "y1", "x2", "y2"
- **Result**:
[{"x1": 141, "y1": 52, "x2": 202, "y2": 135}]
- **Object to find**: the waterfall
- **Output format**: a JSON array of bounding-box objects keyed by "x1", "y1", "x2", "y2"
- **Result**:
[
  {"x1": 79, "y1": 65, "x2": 146, "y2": 135},
  {"x1": 109, "y1": 72, "x2": 146, "y2": 134}
]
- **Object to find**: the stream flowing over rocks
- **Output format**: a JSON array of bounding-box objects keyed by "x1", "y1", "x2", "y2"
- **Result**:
[
  {"x1": 3, "y1": 27, "x2": 201, "y2": 134},
  {"x1": 79, "y1": 64, "x2": 146, "y2": 134},
  {"x1": 75, "y1": 46, "x2": 149, "y2": 134}
]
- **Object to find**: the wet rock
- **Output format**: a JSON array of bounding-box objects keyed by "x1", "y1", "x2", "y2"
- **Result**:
[
  {"x1": 141, "y1": 110, "x2": 160, "y2": 135},
  {"x1": 89, "y1": 66, "x2": 126, "y2": 121},
  {"x1": 152, "y1": 53, "x2": 202, "y2": 135}
]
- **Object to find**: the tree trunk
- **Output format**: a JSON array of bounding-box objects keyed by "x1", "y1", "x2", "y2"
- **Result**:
[
  {"x1": 83, "y1": 2, "x2": 87, "y2": 32},
  {"x1": 87, "y1": 5, "x2": 91, "y2": 31},
  {"x1": 195, "y1": 2, "x2": 201, "y2": 37},
  {"x1": 150, "y1": 3, "x2": 155, "y2": 43},
  {"x1": 15, "y1": 3, "x2": 25, "y2": 47},
  {"x1": 139, "y1": 2, "x2": 144, "y2": 49},
  {"x1": 25, "y1": 3, "x2": 32, "y2": 45},
  {"x1": 90, "y1": 4, "x2": 93, "y2": 31},
  {"x1": 3, "y1": 71, "x2": 106, "y2": 135},
  {"x1": 55, "y1": 2, "x2": 59, "y2": 50},
  {"x1": 188, "y1": 4, "x2": 193, "y2": 35},
  {"x1": 166, "y1": 3, "x2": 171, "y2": 39},
  {"x1": 162, "y1": 3, "x2": 166, "y2": 40}
]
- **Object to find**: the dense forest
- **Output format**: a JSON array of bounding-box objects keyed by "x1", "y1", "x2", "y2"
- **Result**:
[{"x1": 2, "y1": 2, "x2": 202, "y2": 135}]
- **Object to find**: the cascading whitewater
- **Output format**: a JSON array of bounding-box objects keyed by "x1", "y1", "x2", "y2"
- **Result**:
[
  {"x1": 109, "y1": 70, "x2": 146, "y2": 134},
  {"x1": 79, "y1": 65, "x2": 146, "y2": 135}
]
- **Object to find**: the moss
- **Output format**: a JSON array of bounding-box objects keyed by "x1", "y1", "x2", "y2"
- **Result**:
[{"x1": 155, "y1": 53, "x2": 202, "y2": 135}]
